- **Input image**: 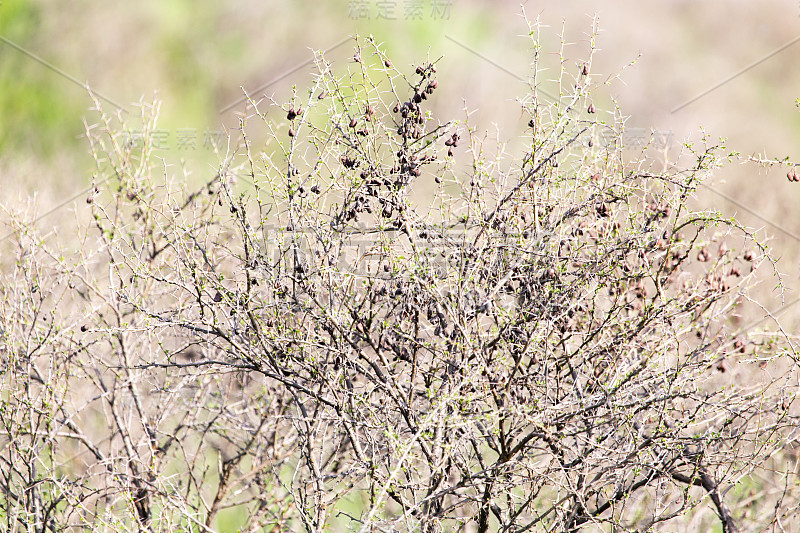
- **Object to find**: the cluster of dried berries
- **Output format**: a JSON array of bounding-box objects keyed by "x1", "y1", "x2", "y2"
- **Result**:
[
  {"x1": 391, "y1": 150, "x2": 426, "y2": 179},
  {"x1": 392, "y1": 63, "x2": 438, "y2": 141},
  {"x1": 647, "y1": 201, "x2": 671, "y2": 219},
  {"x1": 787, "y1": 167, "x2": 799, "y2": 182},
  {"x1": 287, "y1": 106, "x2": 303, "y2": 121},
  {"x1": 342, "y1": 191, "x2": 374, "y2": 223},
  {"x1": 444, "y1": 132, "x2": 460, "y2": 157},
  {"x1": 340, "y1": 155, "x2": 358, "y2": 169}
]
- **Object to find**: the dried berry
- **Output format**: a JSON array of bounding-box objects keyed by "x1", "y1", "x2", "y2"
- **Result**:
[
  {"x1": 588, "y1": 103, "x2": 596, "y2": 114},
  {"x1": 528, "y1": 119, "x2": 535, "y2": 128},
  {"x1": 788, "y1": 168, "x2": 799, "y2": 182},
  {"x1": 318, "y1": 91, "x2": 326, "y2": 99},
  {"x1": 287, "y1": 108, "x2": 297, "y2": 120},
  {"x1": 734, "y1": 338, "x2": 746, "y2": 353},
  {"x1": 349, "y1": 118, "x2": 358, "y2": 128},
  {"x1": 582, "y1": 64, "x2": 589, "y2": 76},
  {"x1": 310, "y1": 184, "x2": 320, "y2": 194},
  {"x1": 392, "y1": 104, "x2": 399, "y2": 113},
  {"x1": 384, "y1": 59, "x2": 392, "y2": 68},
  {"x1": 288, "y1": 127, "x2": 295, "y2": 137}
]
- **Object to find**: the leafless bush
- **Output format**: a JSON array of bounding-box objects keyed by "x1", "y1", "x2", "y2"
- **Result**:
[{"x1": 2, "y1": 29, "x2": 800, "y2": 533}]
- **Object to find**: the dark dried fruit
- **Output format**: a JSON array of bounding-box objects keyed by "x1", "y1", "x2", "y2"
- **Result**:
[
  {"x1": 588, "y1": 103, "x2": 596, "y2": 114},
  {"x1": 384, "y1": 59, "x2": 392, "y2": 68},
  {"x1": 318, "y1": 91, "x2": 326, "y2": 99},
  {"x1": 287, "y1": 108, "x2": 297, "y2": 120},
  {"x1": 288, "y1": 128, "x2": 295, "y2": 137},
  {"x1": 435, "y1": 175, "x2": 442, "y2": 184},
  {"x1": 734, "y1": 338, "x2": 746, "y2": 353},
  {"x1": 582, "y1": 64, "x2": 589, "y2": 76},
  {"x1": 528, "y1": 119, "x2": 535, "y2": 128},
  {"x1": 310, "y1": 184, "x2": 320, "y2": 194},
  {"x1": 392, "y1": 104, "x2": 399, "y2": 113},
  {"x1": 788, "y1": 168, "x2": 799, "y2": 182},
  {"x1": 349, "y1": 118, "x2": 358, "y2": 128}
]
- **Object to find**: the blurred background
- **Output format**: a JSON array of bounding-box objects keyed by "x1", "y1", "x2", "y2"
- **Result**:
[{"x1": 1, "y1": 0, "x2": 799, "y2": 328}]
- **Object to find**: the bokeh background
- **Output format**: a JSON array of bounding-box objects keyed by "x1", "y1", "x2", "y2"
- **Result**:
[{"x1": 1, "y1": 0, "x2": 799, "y2": 325}]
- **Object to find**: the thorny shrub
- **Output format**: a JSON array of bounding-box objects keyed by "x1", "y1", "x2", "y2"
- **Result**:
[{"x1": 1, "y1": 30, "x2": 800, "y2": 533}]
